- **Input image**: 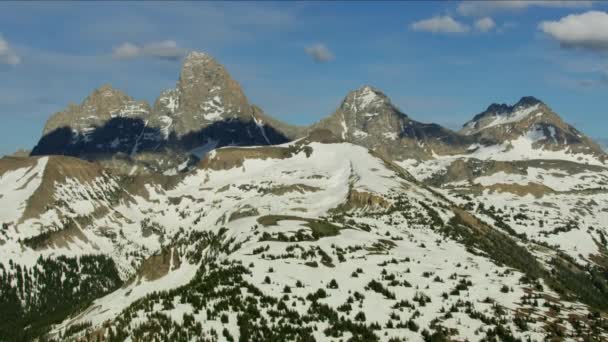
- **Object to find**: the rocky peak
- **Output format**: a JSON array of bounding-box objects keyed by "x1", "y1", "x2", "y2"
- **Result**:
[
  {"x1": 515, "y1": 96, "x2": 543, "y2": 108},
  {"x1": 310, "y1": 85, "x2": 472, "y2": 161},
  {"x1": 481, "y1": 96, "x2": 545, "y2": 117},
  {"x1": 150, "y1": 51, "x2": 253, "y2": 136},
  {"x1": 340, "y1": 86, "x2": 400, "y2": 115},
  {"x1": 42, "y1": 85, "x2": 150, "y2": 135},
  {"x1": 461, "y1": 96, "x2": 548, "y2": 135},
  {"x1": 81, "y1": 84, "x2": 133, "y2": 116},
  {"x1": 458, "y1": 96, "x2": 606, "y2": 161}
]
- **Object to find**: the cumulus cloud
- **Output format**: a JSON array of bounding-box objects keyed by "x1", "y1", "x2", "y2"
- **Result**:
[
  {"x1": 304, "y1": 44, "x2": 334, "y2": 63},
  {"x1": 539, "y1": 11, "x2": 608, "y2": 52},
  {"x1": 475, "y1": 17, "x2": 496, "y2": 32},
  {"x1": 0, "y1": 35, "x2": 20, "y2": 65},
  {"x1": 410, "y1": 16, "x2": 469, "y2": 34},
  {"x1": 458, "y1": 1, "x2": 593, "y2": 17},
  {"x1": 112, "y1": 40, "x2": 186, "y2": 60}
]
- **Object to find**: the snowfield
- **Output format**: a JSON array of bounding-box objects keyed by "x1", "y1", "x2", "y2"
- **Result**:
[{"x1": 0, "y1": 140, "x2": 606, "y2": 341}]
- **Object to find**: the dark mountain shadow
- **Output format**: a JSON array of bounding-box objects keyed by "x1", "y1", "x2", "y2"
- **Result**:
[
  {"x1": 31, "y1": 116, "x2": 291, "y2": 161},
  {"x1": 403, "y1": 121, "x2": 475, "y2": 146}
]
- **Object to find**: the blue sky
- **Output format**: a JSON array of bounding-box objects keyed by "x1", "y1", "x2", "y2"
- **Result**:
[{"x1": 1, "y1": 1, "x2": 608, "y2": 155}]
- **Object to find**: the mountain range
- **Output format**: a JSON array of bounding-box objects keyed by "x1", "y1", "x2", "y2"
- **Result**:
[
  {"x1": 29, "y1": 51, "x2": 607, "y2": 174},
  {"x1": 1, "y1": 51, "x2": 607, "y2": 341}
]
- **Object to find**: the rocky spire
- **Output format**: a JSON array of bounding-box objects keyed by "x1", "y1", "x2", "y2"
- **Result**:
[{"x1": 177, "y1": 52, "x2": 249, "y2": 122}]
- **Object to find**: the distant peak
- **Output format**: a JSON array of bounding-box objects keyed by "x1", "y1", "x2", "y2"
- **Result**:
[
  {"x1": 97, "y1": 84, "x2": 115, "y2": 91},
  {"x1": 352, "y1": 85, "x2": 385, "y2": 97},
  {"x1": 515, "y1": 96, "x2": 543, "y2": 108},
  {"x1": 485, "y1": 103, "x2": 510, "y2": 114},
  {"x1": 484, "y1": 96, "x2": 544, "y2": 114},
  {"x1": 182, "y1": 51, "x2": 216, "y2": 69},
  {"x1": 87, "y1": 84, "x2": 129, "y2": 101},
  {"x1": 341, "y1": 85, "x2": 392, "y2": 111},
  {"x1": 185, "y1": 51, "x2": 210, "y2": 61},
  {"x1": 180, "y1": 51, "x2": 223, "y2": 75}
]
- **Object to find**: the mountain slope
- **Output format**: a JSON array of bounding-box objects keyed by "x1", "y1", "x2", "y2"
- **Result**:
[
  {"x1": 395, "y1": 98, "x2": 608, "y2": 272},
  {"x1": 1, "y1": 133, "x2": 607, "y2": 340}
]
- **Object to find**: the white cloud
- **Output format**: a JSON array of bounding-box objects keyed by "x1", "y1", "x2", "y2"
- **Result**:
[
  {"x1": 458, "y1": 1, "x2": 593, "y2": 17},
  {"x1": 539, "y1": 11, "x2": 608, "y2": 52},
  {"x1": 410, "y1": 16, "x2": 469, "y2": 34},
  {"x1": 304, "y1": 44, "x2": 334, "y2": 63},
  {"x1": 112, "y1": 40, "x2": 186, "y2": 60},
  {"x1": 475, "y1": 17, "x2": 496, "y2": 32},
  {"x1": 0, "y1": 35, "x2": 20, "y2": 65}
]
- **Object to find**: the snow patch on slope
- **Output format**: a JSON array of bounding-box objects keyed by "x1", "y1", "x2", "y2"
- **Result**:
[{"x1": 0, "y1": 157, "x2": 48, "y2": 223}]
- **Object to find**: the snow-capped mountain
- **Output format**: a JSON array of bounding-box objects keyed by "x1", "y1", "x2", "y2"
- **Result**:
[{"x1": 2, "y1": 51, "x2": 608, "y2": 341}]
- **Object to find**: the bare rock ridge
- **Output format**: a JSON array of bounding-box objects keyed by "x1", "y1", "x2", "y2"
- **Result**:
[{"x1": 31, "y1": 51, "x2": 607, "y2": 174}]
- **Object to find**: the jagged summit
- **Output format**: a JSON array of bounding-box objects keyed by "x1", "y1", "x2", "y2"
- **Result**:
[
  {"x1": 516, "y1": 95, "x2": 543, "y2": 107},
  {"x1": 483, "y1": 96, "x2": 544, "y2": 115},
  {"x1": 453, "y1": 96, "x2": 607, "y2": 164},
  {"x1": 184, "y1": 50, "x2": 210, "y2": 61},
  {"x1": 479, "y1": 96, "x2": 544, "y2": 119},
  {"x1": 461, "y1": 96, "x2": 549, "y2": 136},
  {"x1": 339, "y1": 85, "x2": 400, "y2": 114},
  {"x1": 167, "y1": 50, "x2": 251, "y2": 135}
]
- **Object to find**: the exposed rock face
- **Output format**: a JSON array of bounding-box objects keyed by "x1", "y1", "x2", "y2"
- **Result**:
[
  {"x1": 310, "y1": 86, "x2": 472, "y2": 160},
  {"x1": 461, "y1": 96, "x2": 606, "y2": 159},
  {"x1": 168, "y1": 52, "x2": 250, "y2": 135},
  {"x1": 42, "y1": 85, "x2": 150, "y2": 136},
  {"x1": 31, "y1": 52, "x2": 302, "y2": 174}
]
